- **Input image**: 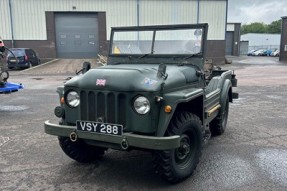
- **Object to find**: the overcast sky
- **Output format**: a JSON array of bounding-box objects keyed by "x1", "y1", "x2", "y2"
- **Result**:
[{"x1": 228, "y1": 0, "x2": 287, "y2": 24}]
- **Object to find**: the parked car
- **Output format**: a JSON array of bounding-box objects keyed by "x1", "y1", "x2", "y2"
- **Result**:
[
  {"x1": 6, "y1": 48, "x2": 40, "y2": 69},
  {"x1": 251, "y1": 49, "x2": 265, "y2": 56},
  {"x1": 259, "y1": 49, "x2": 270, "y2": 56},
  {"x1": 247, "y1": 49, "x2": 257, "y2": 56},
  {"x1": 271, "y1": 49, "x2": 280, "y2": 57}
]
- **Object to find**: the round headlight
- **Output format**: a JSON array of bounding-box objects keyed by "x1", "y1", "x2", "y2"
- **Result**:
[
  {"x1": 66, "y1": 91, "x2": 80, "y2": 107},
  {"x1": 134, "y1": 96, "x2": 150, "y2": 115}
]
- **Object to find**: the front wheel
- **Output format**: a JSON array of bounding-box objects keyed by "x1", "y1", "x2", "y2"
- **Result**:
[
  {"x1": 153, "y1": 112, "x2": 203, "y2": 183},
  {"x1": 58, "y1": 137, "x2": 106, "y2": 163}
]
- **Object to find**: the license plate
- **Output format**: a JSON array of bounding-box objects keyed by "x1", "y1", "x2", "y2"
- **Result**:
[
  {"x1": 76, "y1": 120, "x2": 123, "y2": 136},
  {"x1": 10, "y1": 59, "x2": 16, "y2": 62}
]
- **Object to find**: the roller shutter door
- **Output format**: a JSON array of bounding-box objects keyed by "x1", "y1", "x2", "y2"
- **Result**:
[{"x1": 55, "y1": 13, "x2": 99, "y2": 58}]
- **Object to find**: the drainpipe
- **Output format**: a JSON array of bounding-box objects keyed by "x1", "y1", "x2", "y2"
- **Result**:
[
  {"x1": 8, "y1": 0, "x2": 15, "y2": 48},
  {"x1": 197, "y1": 0, "x2": 200, "y2": 23},
  {"x1": 225, "y1": 0, "x2": 228, "y2": 55},
  {"x1": 137, "y1": 0, "x2": 140, "y2": 26},
  {"x1": 137, "y1": 0, "x2": 140, "y2": 43}
]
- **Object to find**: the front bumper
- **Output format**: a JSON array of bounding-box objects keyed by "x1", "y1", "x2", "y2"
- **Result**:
[{"x1": 44, "y1": 120, "x2": 180, "y2": 150}]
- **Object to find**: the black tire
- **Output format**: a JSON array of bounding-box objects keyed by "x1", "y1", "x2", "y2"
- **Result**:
[
  {"x1": 210, "y1": 96, "x2": 229, "y2": 136},
  {"x1": 58, "y1": 136, "x2": 106, "y2": 163},
  {"x1": 0, "y1": 71, "x2": 9, "y2": 81},
  {"x1": 153, "y1": 112, "x2": 203, "y2": 183}
]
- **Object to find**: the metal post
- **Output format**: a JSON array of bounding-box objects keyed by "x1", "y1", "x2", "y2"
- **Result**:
[
  {"x1": 8, "y1": 0, "x2": 15, "y2": 48},
  {"x1": 225, "y1": 0, "x2": 228, "y2": 55},
  {"x1": 137, "y1": 0, "x2": 140, "y2": 43},
  {"x1": 197, "y1": 0, "x2": 200, "y2": 23},
  {"x1": 137, "y1": 0, "x2": 140, "y2": 27}
]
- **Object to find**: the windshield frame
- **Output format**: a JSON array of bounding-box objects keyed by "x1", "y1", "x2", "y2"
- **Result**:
[{"x1": 109, "y1": 23, "x2": 208, "y2": 59}]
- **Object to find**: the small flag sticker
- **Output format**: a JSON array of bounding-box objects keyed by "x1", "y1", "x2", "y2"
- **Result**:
[{"x1": 96, "y1": 79, "x2": 106, "y2": 86}]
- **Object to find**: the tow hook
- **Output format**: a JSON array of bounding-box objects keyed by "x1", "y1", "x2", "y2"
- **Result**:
[
  {"x1": 69, "y1": 132, "x2": 78, "y2": 142},
  {"x1": 121, "y1": 138, "x2": 129, "y2": 150}
]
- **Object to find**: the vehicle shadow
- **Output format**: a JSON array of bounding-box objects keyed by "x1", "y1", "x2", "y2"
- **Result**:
[{"x1": 57, "y1": 150, "x2": 179, "y2": 190}]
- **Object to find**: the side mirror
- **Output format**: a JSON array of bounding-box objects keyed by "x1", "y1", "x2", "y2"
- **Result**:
[
  {"x1": 82, "y1": 62, "x2": 91, "y2": 74},
  {"x1": 157, "y1": 63, "x2": 168, "y2": 80}
]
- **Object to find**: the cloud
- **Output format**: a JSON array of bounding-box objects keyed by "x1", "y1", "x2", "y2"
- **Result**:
[{"x1": 228, "y1": 0, "x2": 287, "y2": 24}]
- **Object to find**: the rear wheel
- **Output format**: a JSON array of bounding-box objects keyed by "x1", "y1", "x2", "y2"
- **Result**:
[
  {"x1": 58, "y1": 137, "x2": 106, "y2": 163},
  {"x1": 28, "y1": 62, "x2": 32, "y2": 68},
  {"x1": 153, "y1": 112, "x2": 202, "y2": 183},
  {"x1": 210, "y1": 96, "x2": 229, "y2": 136}
]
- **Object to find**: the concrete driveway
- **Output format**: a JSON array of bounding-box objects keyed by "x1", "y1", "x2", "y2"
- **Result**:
[{"x1": 0, "y1": 57, "x2": 287, "y2": 191}]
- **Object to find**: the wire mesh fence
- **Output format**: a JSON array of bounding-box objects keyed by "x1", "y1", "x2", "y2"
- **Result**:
[{"x1": 240, "y1": 43, "x2": 280, "y2": 55}]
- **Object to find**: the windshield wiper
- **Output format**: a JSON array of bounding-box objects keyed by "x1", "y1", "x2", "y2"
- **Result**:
[
  {"x1": 183, "y1": 52, "x2": 202, "y2": 60},
  {"x1": 138, "y1": 51, "x2": 155, "y2": 59}
]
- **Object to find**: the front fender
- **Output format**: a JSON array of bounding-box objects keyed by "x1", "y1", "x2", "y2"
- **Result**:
[
  {"x1": 156, "y1": 88, "x2": 203, "y2": 137},
  {"x1": 219, "y1": 79, "x2": 232, "y2": 114},
  {"x1": 56, "y1": 86, "x2": 64, "y2": 98}
]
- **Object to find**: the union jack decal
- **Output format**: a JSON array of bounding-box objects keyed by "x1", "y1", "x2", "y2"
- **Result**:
[{"x1": 96, "y1": 79, "x2": 106, "y2": 86}]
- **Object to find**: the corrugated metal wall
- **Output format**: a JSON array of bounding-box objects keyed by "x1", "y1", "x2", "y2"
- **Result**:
[
  {"x1": 241, "y1": 34, "x2": 281, "y2": 46},
  {"x1": 1, "y1": 0, "x2": 137, "y2": 40},
  {"x1": 0, "y1": 0, "x2": 12, "y2": 39},
  {"x1": 0, "y1": 0, "x2": 226, "y2": 41},
  {"x1": 139, "y1": 0, "x2": 198, "y2": 26},
  {"x1": 199, "y1": 0, "x2": 226, "y2": 40}
]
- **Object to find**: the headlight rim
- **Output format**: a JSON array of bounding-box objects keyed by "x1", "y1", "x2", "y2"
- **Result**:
[
  {"x1": 65, "y1": 90, "x2": 80, "y2": 108},
  {"x1": 133, "y1": 95, "x2": 151, "y2": 115}
]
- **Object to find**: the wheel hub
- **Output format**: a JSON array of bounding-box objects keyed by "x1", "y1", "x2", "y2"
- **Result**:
[{"x1": 175, "y1": 135, "x2": 191, "y2": 163}]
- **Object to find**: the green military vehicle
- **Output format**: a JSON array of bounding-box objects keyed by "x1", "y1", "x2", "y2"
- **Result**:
[{"x1": 44, "y1": 24, "x2": 238, "y2": 183}]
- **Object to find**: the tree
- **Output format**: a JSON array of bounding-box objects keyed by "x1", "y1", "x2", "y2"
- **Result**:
[
  {"x1": 241, "y1": 22, "x2": 267, "y2": 35},
  {"x1": 266, "y1": 20, "x2": 282, "y2": 34},
  {"x1": 241, "y1": 20, "x2": 282, "y2": 34}
]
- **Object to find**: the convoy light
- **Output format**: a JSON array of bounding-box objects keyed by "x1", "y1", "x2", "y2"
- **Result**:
[
  {"x1": 164, "y1": 105, "x2": 172, "y2": 113},
  {"x1": 65, "y1": 91, "x2": 80, "y2": 107},
  {"x1": 133, "y1": 96, "x2": 150, "y2": 115},
  {"x1": 60, "y1": 97, "x2": 65, "y2": 104}
]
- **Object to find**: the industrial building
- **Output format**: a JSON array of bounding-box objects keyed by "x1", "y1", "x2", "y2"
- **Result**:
[
  {"x1": 241, "y1": 33, "x2": 281, "y2": 52},
  {"x1": 1, "y1": 0, "x2": 229, "y2": 64},
  {"x1": 226, "y1": 23, "x2": 241, "y2": 56}
]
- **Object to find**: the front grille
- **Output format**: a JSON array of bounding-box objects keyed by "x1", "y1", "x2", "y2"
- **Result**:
[{"x1": 80, "y1": 91, "x2": 127, "y2": 127}]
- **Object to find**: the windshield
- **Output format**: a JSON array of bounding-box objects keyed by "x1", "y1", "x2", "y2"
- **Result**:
[
  {"x1": 8, "y1": 49, "x2": 25, "y2": 57},
  {"x1": 111, "y1": 28, "x2": 203, "y2": 56}
]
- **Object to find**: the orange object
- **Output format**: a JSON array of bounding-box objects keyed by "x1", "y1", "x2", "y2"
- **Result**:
[
  {"x1": 164, "y1": 105, "x2": 172, "y2": 113},
  {"x1": 60, "y1": 97, "x2": 65, "y2": 104}
]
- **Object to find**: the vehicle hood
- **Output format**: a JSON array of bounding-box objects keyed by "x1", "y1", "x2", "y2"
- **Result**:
[{"x1": 65, "y1": 64, "x2": 200, "y2": 92}]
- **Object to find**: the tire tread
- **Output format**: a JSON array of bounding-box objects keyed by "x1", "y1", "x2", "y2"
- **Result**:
[{"x1": 153, "y1": 112, "x2": 202, "y2": 183}]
